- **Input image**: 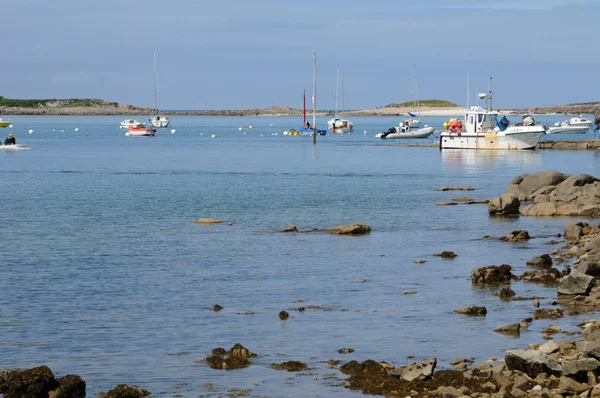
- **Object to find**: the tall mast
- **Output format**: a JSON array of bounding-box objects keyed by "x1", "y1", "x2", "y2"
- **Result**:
[
  {"x1": 466, "y1": 72, "x2": 470, "y2": 109},
  {"x1": 414, "y1": 65, "x2": 420, "y2": 118},
  {"x1": 488, "y1": 77, "x2": 493, "y2": 111},
  {"x1": 313, "y1": 52, "x2": 317, "y2": 145},
  {"x1": 342, "y1": 72, "x2": 345, "y2": 112},
  {"x1": 153, "y1": 51, "x2": 158, "y2": 115},
  {"x1": 335, "y1": 68, "x2": 339, "y2": 116},
  {"x1": 303, "y1": 89, "x2": 306, "y2": 126}
]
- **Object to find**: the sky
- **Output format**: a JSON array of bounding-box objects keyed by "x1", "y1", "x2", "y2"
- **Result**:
[{"x1": 1, "y1": 0, "x2": 599, "y2": 110}]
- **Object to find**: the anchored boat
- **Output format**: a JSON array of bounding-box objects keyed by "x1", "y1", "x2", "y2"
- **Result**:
[
  {"x1": 327, "y1": 69, "x2": 353, "y2": 134},
  {"x1": 547, "y1": 116, "x2": 592, "y2": 134},
  {"x1": 439, "y1": 78, "x2": 546, "y2": 150},
  {"x1": 126, "y1": 123, "x2": 156, "y2": 137},
  {"x1": 148, "y1": 51, "x2": 171, "y2": 129}
]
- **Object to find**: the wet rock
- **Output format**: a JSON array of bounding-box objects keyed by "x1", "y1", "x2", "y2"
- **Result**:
[
  {"x1": 278, "y1": 311, "x2": 289, "y2": 320},
  {"x1": 533, "y1": 298, "x2": 540, "y2": 307},
  {"x1": 436, "y1": 201, "x2": 457, "y2": 206},
  {"x1": 565, "y1": 222, "x2": 589, "y2": 240},
  {"x1": 494, "y1": 323, "x2": 521, "y2": 335},
  {"x1": 488, "y1": 193, "x2": 520, "y2": 215},
  {"x1": 433, "y1": 251, "x2": 457, "y2": 259},
  {"x1": 494, "y1": 287, "x2": 516, "y2": 298},
  {"x1": 516, "y1": 268, "x2": 563, "y2": 285},
  {"x1": 454, "y1": 305, "x2": 487, "y2": 316},
  {"x1": 436, "y1": 186, "x2": 475, "y2": 191},
  {"x1": 505, "y1": 171, "x2": 569, "y2": 201},
  {"x1": 206, "y1": 344, "x2": 256, "y2": 370},
  {"x1": 327, "y1": 359, "x2": 341, "y2": 366},
  {"x1": 450, "y1": 357, "x2": 474, "y2": 370},
  {"x1": 211, "y1": 347, "x2": 227, "y2": 356},
  {"x1": 503, "y1": 230, "x2": 531, "y2": 242},
  {"x1": 194, "y1": 218, "x2": 224, "y2": 224},
  {"x1": 534, "y1": 308, "x2": 564, "y2": 320},
  {"x1": 0, "y1": 366, "x2": 59, "y2": 398},
  {"x1": 388, "y1": 358, "x2": 437, "y2": 382},
  {"x1": 527, "y1": 254, "x2": 553, "y2": 269},
  {"x1": 50, "y1": 375, "x2": 86, "y2": 398},
  {"x1": 452, "y1": 196, "x2": 473, "y2": 202},
  {"x1": 505, "y1": 349, "x2": 562, "y2": 378},
  {"x1": 212, "y1": 304, "x2": 223, "y2": 312},
  {"x1": 471, "y1": 264, "x2": 513, "y2": 284},
  {"x1": 104, "y1": 384, "x2": 150, "y2": 398},
  {"x1": 325, "y1": 223, "x2": 372, "y2": 235},
  {"x1": 270, "y1": 361, "x2": 308, "y2": 372},
  {"x1": 337, "y1": 348, "x2": 355, "y2": 354},
  {"x1": 280, "y1": 225, "x2": 298, "y2": 232},
  {"x1": 558, "y1": 270, "x2": 596, "y2": 295}
]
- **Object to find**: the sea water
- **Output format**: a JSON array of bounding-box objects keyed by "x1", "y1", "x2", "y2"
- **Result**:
[{"x1": 1, "y1": 115, "x2": 599, "y2": 397}]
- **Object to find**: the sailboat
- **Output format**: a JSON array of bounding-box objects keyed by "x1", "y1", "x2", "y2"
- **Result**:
[
  {"x1": 376, "y1": 65, "x2": 434, "y2": 139},
  {"x1": 148, "y1": 51, "x2": 171, "y2": 129},
  {"x1": 284, "y1": 54, "x2": 326, "y2": 137},
  {"x1": 327, "y1": 68, "x2": 353, "y2": 134}
]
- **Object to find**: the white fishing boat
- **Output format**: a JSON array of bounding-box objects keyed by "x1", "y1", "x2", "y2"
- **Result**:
[
  {"x1": 547, "y1": 115, "x2": 592, "y2": 134},
  {"x1": 120, "y1": 119, "x2": 141, "y2": 129},
  {"x1": 439, "y1": 78, "x2": 546, "y2": 150},
  {"x1": 0, "y1": 144, "x2": 30, "y2": 151},
  {"x1": 125, "y1": 123, "x2": 156, "y2": 137},
  {"x1": 148, "y1": 51, "x2": 171, "y2": 129},
  {"x1": 327, "y1": 69, "x2": 353, "y2": 134},
  {"x1": 376, "y1": 65, "x2": 434, "y2": 140}
]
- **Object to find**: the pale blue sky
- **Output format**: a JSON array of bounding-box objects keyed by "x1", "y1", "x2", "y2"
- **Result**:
[{"x1": 2, "y1": 0, "x2": 599, "y2": 109}]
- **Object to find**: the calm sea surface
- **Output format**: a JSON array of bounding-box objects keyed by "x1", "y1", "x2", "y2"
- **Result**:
[{"x1": 1, "y1": 115, "x2": 599, "y2": 397}]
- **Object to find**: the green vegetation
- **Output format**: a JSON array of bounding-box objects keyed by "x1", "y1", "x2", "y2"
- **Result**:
[
  {"x1": 0, "y1": 96, "x2": 108, "y2": 108},
  {"x1": 384, "y1": 99, "x2": 460, "y2": 108}
]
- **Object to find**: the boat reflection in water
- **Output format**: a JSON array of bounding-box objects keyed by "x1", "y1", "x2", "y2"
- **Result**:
[{"x1": 441, "y1": 149, "x2": 542, "y2": 173}]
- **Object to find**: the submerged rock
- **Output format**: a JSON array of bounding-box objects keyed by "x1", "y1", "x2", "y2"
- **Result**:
[
  {"x1": 212, "y1": 304, "x2": 224, "y2": 312},
  {"x1": 280, "y1": 225, "x2": 298, "y2": 232},
  {"x1": 454, "y1": 305, "x2": 487, "y2": 316},
  {"x1": 206, "y1": 343, "x2": 256, "y2": 370},
  {"x1": 194, "y1": 218, "x2": 224, "y2": 224},
  {"x1": 104, "y1": 384, "x2": 150, "y2": 398},
  {"x1": 337, "y1": 348, "x2": 355, "y2": 354},
  {"x1": 270, "y1": 361, "x2": 308, "y2": 372},
  {"x1": 494, "y1": 323, "x2": 521, "y2": 335},
  {"x1": 278, "y1": 311, "x2": 289, "y2": 320},
  {"x1": 433, "y1": 251, "x2": 457, "y2": 259},
  {"x1": 493, "y1": 287, "x2": 516, "y2": 298},
  {"x1": 325, "y1": 223, "x2": 372, "y2": 235},
  {"x1": 436, "y1": 186, "x2": 475, "y2": 191}
]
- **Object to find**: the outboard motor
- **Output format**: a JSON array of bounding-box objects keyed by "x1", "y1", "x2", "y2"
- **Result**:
[{"x1": 381, "y1": 127, "x2": 396, "y2": 139}]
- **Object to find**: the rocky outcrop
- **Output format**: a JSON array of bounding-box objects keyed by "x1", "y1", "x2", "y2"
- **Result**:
[
  {"x1": 0, "y1": 366, "x2": 58, "y2": 398},
  {"x1": 388, "y1": 358, "x2": 437, "y2": 381},
  {"x1": 104, "y1": 384, "x2": 150, "y2": 398},
  {"x1": 454, "y1": 305, "x2": 487, "y2": 316},
  {"x1": 433, "y1": 251, "x2": 457, "y2": 259},
  {"x1": 488, "y1": 193, "x2": 520, "y2": 215},
  {"x1": 270, "y1": 361, "x2": 308, "y2": 372},
  {"x1": 497, "y1": 171, "x2": 600, "y2": 217},
  {"x1": 205, "y1": 344, "x2": 256, "y2": 370},
  {"x1": 526, "y1": 254, "x2": 553, "y2": 269},
  {"x1": 505, "y1": 349, "x2": 562, "y2": 377},
  {"x1": 194, "y1": 217, "x2": 224, "y2": 224},
  {"x1": 557, "y1": 270, "x2": 596, "y2": 295},
  {"x1": 324, "y1": 223, "x2": 372, "y2": 235},
  {"x1": 471, "y1": 264, "x2": 513, "y2": 284}
]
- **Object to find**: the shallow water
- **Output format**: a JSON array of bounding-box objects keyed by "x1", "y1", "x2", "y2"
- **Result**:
[{"x1": 1, "y1": 115, "x2": 599, "y2": 397}]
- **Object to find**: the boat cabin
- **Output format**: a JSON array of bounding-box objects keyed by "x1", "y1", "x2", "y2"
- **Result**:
[{"x1": 463, "y1": 106, "x2": 499, "y2": 133}]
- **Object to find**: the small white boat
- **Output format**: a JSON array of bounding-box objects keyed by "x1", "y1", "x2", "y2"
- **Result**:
[
  {"x1": 547, "y1": 116, "x2": 592, "y2": 134},
  {"x1": 0, "y1": 118, "x2": 11, "y2": 128},
  {"x1": 328, "y1": 117, "x2": 354, "y2": 134},
  {"x1": 376, "y1": 120, "x2": 434, "y2": 139},
  {"x1": 120, "y1": 119, "x2": 140, "y2": 129},
  {"x1": 125, "y1": 123, "x2": 156, "y2": 137},
  {"x1": 0, "y1": 144, "x2": 30, "y2": 151},
  {"x1": 439, "y1": 79, "x2": 546, "y2": 150},
  {"x1": 149, "y1": 115, "x2": 171, "y2": 128}
]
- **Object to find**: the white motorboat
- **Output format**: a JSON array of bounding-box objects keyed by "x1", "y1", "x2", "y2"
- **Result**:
[
  {"x1": 328, "y1": 68, "x2": 353, "y2": 134},
  {"x1": 148, "y1": 51, "x2": 171, "y2": 129},
  {"x1": 547, "y1": 116, "x2": 592, "y2": 134},
  {"x1": 376, "y1": 122, "x2": 435, "y2": 139},
  {"x1": 0, "y1": 118, "x2": 11, "y2": 128},
  {"x1": 439, "y1": 78, "x2": 546, "y2": 150},
  {"x1": 376, "y1": 65, "x2": 434, "y2": 139},
  {"x1": 120, "y1": 119, "x2": 140, "y2": 129},
  {"x1": 0, "y1": 144, "x2": 30, "y2": 151}
]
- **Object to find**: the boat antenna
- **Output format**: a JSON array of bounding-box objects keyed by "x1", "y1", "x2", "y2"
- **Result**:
[
  {"x1": 313, "y1": 52, "x2": 317, "y2": 145},
  {"x1": 335, "y1": 68, "x2": 339, "y2": 117},
  {"x1": 342, "y1": 71, "x2": 345, "y2": 112},
  {"x1": 488, "y1": 77, "x2": 493, "y2": 111},
  {"x1": 153, "y1": 50, "x2": 159, "y2": 115},
  {"x1": 303, "y1": 89, "x2": 306, "y2": 127},
  {"x1": 413, "y1": 65, "x2": 420, "y2": 118},
  {"x1": 466, "y1": 72, "x2": 470, "y2": 109}
]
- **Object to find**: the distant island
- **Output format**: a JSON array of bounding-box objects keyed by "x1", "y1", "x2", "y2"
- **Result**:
[{"x1": 1, "y1": 96, "x2": 599, "y2": 117}]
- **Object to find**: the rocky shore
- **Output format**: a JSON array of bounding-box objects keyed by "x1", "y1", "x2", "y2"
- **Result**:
[
  {"x1": 537, "y1": 140, "x2": 600, "y2": 151},
  {"x1": 0, "y1": 102, "x2": 153, "y2": 116}
]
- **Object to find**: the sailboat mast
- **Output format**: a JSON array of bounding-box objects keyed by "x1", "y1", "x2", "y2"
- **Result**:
[
  {"x1": 303, "y1": 89, "x2": 306, "y2": 126},
  {"x1": 489, "y1": 77, "x2": 493, "y2": 111},
  {"x1": 313, "y1": 52, "x2": 317, "y2": 144},
  {"x1": 413, "y1": 65, "x2": 420, "y2": 118},
  {"x1": 335, "y1": 68, "x2": 339, "y2": 116},
  {"x1": 153, "y1": 51, "x2": 158, "y2": 115},
  {"x1": 466, "y1": 72, "x2": 470, "y2": 109},
  {"x1": 342, "y1": 72, "x2": 345, "y2": 112}
]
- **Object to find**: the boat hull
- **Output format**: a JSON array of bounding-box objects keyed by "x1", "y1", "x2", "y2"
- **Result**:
[
  {"x1": 376, "y1": 127, "x2": 435, "y2": 139},
  {"x1": 547, "y1": 126, "x2": 590, "y2": 134},
  {"x1": 126, "y1": 128, "x2": 156, "y2": 137},
  {"x1": 149, "y1": 116, "x2": 171, "y2": 128},
  {"x1": 0, "y1": 121, "x2": 11, "y2": 128},
  {"x1": 0, "y1": 144, "x2": 30, "y2": 151},
  {"x1": 440, "y1": 129, "x2": 545, "y2": 150},
  {"x1": 330, "y1": 126, "x2": 353, "y2": 134}
]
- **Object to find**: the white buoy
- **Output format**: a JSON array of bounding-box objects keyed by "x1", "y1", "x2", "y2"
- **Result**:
[
  {"x1": 74, "y1": 128, "x2": 79, "y2": 132},
  {"x1": 364, "y1": 130, "x2": 367, "y2": 134},
  {"x1": 200, "y1": 133, "x2": 203, "y2": 135},
  {"x1": 238, "y1": 127, "x2": 243, "y2": 131},
  {"x1": 28, "y1": 129, "x2": 34, "y2": 135},
  {"x1": 211, "y1": 133, "x2": 217, "y2": 138},
  {"x1": 269, "y1": 123, "x2": 274, "y2": 127},
  {"x1": 283, "y1": 131, "x2": 289, "y2": 135},
  {"x1": 8, "y1": 124, "x2": 13, "y2": 128},
  {"x1": 171, "y1": 129, "x2": 176, "y2": 134},
  {"x1": 125, "y1": 132, "x2": 131, "y2": 136},
  {"x1": 249, "y1": 125, "x2": 253, "y2": 129},
  {"x1": 243, "y1": 132, "x2": 246, "y2": 135}
]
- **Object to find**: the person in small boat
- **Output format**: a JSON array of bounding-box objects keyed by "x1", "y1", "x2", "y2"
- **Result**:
[
  {"x1": 305, "y1": 121, "x2": 311, "y2": 129},
  {"x1": 4, "y1": 134, "x2": 15, "y2": 145}
]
